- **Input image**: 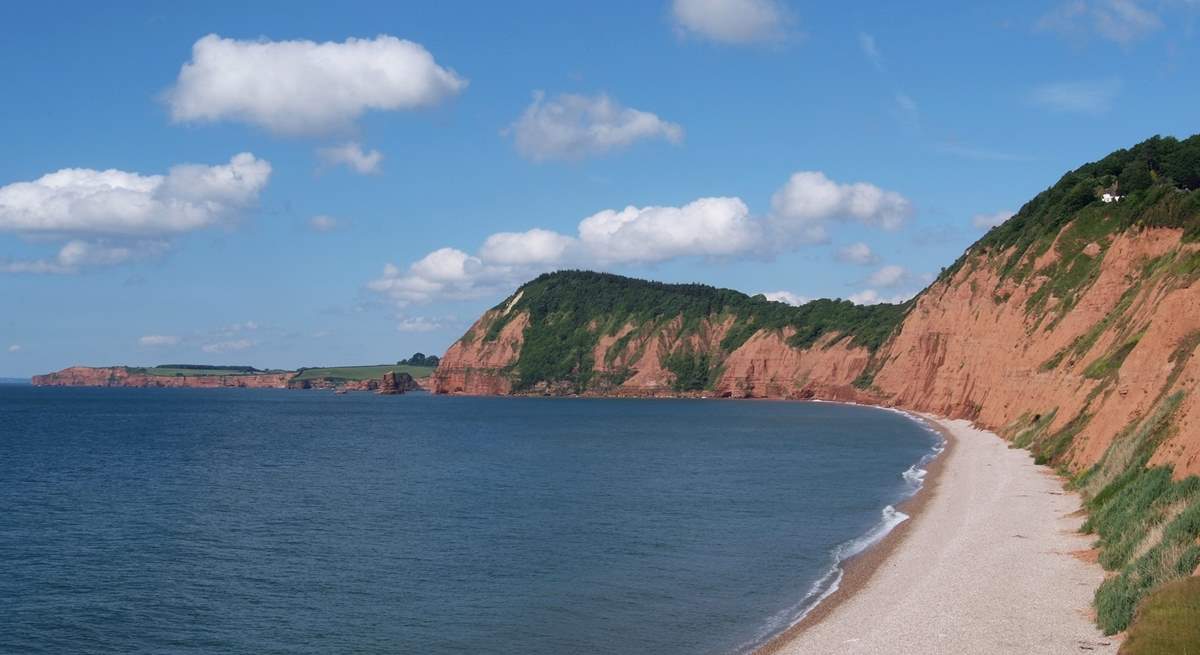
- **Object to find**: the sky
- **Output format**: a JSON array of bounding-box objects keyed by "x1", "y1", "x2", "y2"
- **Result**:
[{"x1": 2, "y1": 0, "x2": 1198, "y2": 377}]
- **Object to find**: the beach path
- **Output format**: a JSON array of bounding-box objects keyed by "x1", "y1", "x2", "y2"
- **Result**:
[{"x1": 773, "y1": 417, "x2": 1118, "y2": 654}]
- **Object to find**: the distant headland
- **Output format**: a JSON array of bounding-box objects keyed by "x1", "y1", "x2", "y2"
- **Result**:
[{"x1": 31, "y1": 355, "x2": 438, "y2": 394}]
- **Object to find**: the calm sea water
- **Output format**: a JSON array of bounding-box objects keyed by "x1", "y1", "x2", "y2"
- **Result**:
[{"x1": 0, "y1": 387, "x2": 940, "y2": 654}]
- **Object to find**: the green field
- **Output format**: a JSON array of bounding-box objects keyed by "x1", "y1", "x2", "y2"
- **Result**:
[{"x1": 292, "y1": 364, "x2": 436, "y2": 381}]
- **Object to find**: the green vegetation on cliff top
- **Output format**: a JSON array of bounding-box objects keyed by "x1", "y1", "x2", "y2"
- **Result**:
[
  {"x1": 941, "y1": 134, "x2": 1200, "y2": 285},
  {"x1": 481, "y1": 270, "x2": 910, "y2": 392}
]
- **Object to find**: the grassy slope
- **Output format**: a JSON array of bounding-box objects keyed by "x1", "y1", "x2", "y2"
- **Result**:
[{"x1": 1119, "y1": 577, "x2": 1200, "y2": 655}]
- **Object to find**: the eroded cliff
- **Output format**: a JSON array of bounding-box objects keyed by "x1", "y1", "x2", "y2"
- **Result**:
[{"x1": 433, "y1": 135, "x2": 1200, "y2": 632}]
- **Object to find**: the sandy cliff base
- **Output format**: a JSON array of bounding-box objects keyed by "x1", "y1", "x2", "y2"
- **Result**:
[{"x1": 770, "y1": 417, "x2": 1118, "y2": 655}]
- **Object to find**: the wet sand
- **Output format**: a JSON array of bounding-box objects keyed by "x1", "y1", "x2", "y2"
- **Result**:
[{"x1": 759, "y1": 416, "x2": 1118, "y2": 655}]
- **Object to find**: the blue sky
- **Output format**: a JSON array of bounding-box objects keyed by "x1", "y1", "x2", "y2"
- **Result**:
[{"x1": 2, "y1": 0, "x2": 1198, "y2": 377}]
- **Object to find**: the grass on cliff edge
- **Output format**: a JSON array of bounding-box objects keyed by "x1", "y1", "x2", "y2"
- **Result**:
[
  {"x1": 132, "y1": 366, "x2": 279, "y2": 377},
  {"x1": 1119, "y1": 577, "x2": 1200, "y2": 655},
  {"x1": 292, "y1": 364, "x2": 434, "y2": 381},
  {"x1": 1074, "y1": 391, "x2": 1200, "y2": 635}
]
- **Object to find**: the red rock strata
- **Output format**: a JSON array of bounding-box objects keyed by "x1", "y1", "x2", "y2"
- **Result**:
[{"x1": 434, "y1": 227, "x2": 1200, "y2": 478}]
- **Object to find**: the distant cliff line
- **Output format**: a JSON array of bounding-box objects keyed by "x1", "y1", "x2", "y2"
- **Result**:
[{"x1": 32, "y1": 365, "x2": 429, "y2": 393}]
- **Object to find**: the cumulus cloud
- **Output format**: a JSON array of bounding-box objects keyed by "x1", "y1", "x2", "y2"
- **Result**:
[
  {"x1": 769, "y1": 171, "x2": 912, "y2": 243},
  {"x1": 480, "y1": 229, "x2": 575, "y2": 266},
  {"x1": 369, "y1": 172, "x2": 912, "y2": 305},
  {"x1": 578, "y1": 197, "x2": 760, "y2": 264},
  {"x1": 836, "y1": 242, "x2": 877, "y2": 265},
  {"x1": 368, "y1": 248, "x2": 501, "y2": 305},
  {"x1": 1036, "y1": 0, "x2": 1162, "y2": 45},
  {"x1": 1029, "y1": 79, "x2": 1121, "y2": 113},
  {"x1": 309, "y1": 215, "x2": 342, "y2": 232},
  {"x1": 7, "y1": 344, "x2": 20, "y2": 353},
  {"x1": 318, "y1": 142, "x2": 383, "y2": 174},
  {"x1": 762, "y1": 290, "x2": 810, "y2": 306},
  {"x1": 139, "y1": 335, "x2": 181, "y2": 347},
  {"x1": 507, "y1": 92, "x2": 683, "y2": 162},
  {"x1": 671, "y1": 0, "x2": 791, "y2": 44},
  {"x1": 972, "y1": 210, "x2": 1015, "y2": 230},
  {"x1": 166, "y1": 34, "x2": 466, "y2": 135},
  {"x1": 369, "y1": 199, "x2": 761, "y2": 305},
  {"x1": 0, "y1": 153, "x2": 269, "y2": 274},
  {"x1": 0, "y1": 153, "x2": 269, "y2": 237},
  {"x1": 847, "y1": 289, "x2": 913, "y2": 305},
  {"x1": 866, "y1": 264, "x2": 909, "y2": 288},
  {"x1": 201, "y1": 338, "x2": 254, "y2": 354}
]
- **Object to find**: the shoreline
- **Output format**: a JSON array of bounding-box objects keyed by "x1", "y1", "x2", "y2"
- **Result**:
[
  {"x1": 758, "y1": 413, "x2": 1118, "y2": 654},
  {"x1": 752, "y1": 409, "x2": 954, "y2": 655}
]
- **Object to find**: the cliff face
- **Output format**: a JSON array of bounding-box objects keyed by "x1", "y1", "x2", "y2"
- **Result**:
[
  {"x1": 433, "y1": 136, "x2": 1200, "y2": 482},
  {"x1": 32, "y1": 366, "x2": 429, "y2": 393},
  {"x1": 32, "y1": 367, "x2": 293, "y2": 388},
  {"x1": 433, "y1": 232, "x2": 1199, "y2": 476},
  {"x1": 870, "y1": 227, "x2": 1200, "y2": 477}
]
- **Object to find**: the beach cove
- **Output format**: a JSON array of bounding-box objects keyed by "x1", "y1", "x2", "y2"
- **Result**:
[{"x1": 763, "y1": 416, "x2": 1118, "y2": 654}]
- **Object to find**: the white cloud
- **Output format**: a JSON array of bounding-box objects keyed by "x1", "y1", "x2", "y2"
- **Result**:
[
  {"x1": 578, "y1": 197, "x2": 760, "y2": 264},
  {"x1": 837, "y1": 242, "x2": 877, "y2": 265},
  {"x1": 201, "y1": 338, "x2": 254, "y2": 354},
  {"x1": 671, "y1": 0, "x2": 791, "y2": 44},
  {"x1": 859, "y1": 32, "x2": 884, "y2": 70},
  {"x1": 368, "y1": 248, "x2": 502, "y2": 305},
  {"x1": 318, "y1": 142, "x2": 383, "y2": 174},
  {"x1": 508, "y1": 92, "x2": 683, "y2": 162},
  {"x1": 0, "y1": 152, "x2": 268, "y2": 274},
  {"x1": 480, "y1": 229, "x2": 575, "y2": 266},
  {"x1": 1, "y1": 240, "x2": 169, "y2": 274},
  {"x1": 1029, "y1": 79, "x2": 1121, "y2": 113},
  {"x1": 368, "y1": 198, "x2": 761, "y2": 305},
  {"x1": 309, "y1": 215, "x2": 342, "y2": 232},
  {"x1": 369, "y1": 172, "x2": 912, "y2": 305},
  {"x1": 1037, "y1": 0, "x2": 1162, "y2": 45},
  {"x1": 769, "y1": 171, "x2": 912, "y2": 243},
  {"x1": 0, "y1": 153, "x2": 269, "y2": 237},
  {"x1": 166, "y1": 34, "x2": 466, "y2": 135},
  {"x1": 972, "y1": 210, "x2": 1015, "y2": 230},
  {"x1": 866, "y1": 264, "x2": 909, "y2": 288},
  {"x1": 7, "y1": 344, "x2": 20, "y2": 353},
  {"x1": 139, "y1": 335, "x2": 181, "y2": 347},
  {"x1": 762, "y1": 290, "x2": 810, "y2": 306},
  {"x1": 848, "y1": 289, "x2": 914, "y2": 305},
  {"x1": 396, "y1": 316, "x2": 448, "y2": 332}
]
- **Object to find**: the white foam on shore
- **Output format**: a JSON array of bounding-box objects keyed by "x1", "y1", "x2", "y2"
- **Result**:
[{"x1": 738, "y1": 408, "x2": 945, "y2": 654}]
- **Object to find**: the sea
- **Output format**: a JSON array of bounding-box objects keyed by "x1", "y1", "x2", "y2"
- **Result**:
[{"x1": 0, "y1": 386, "x2": 942, "y2": 654}]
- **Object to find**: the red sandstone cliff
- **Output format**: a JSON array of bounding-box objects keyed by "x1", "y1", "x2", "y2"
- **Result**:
[
  {"x1": 433, "y1": 226, "x2": 1200, "y2": 478},
  {"x1": 32, "y1": 367, "x2": 293, "y2": 389},
  {"x1": 32, "y1": 366, "x2": 429, "y2": 394}
]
